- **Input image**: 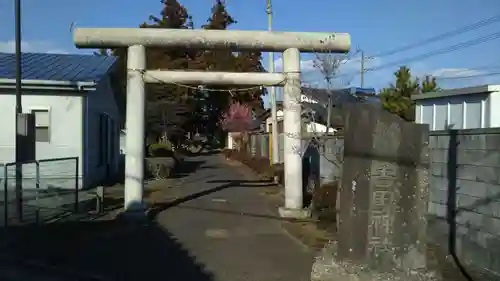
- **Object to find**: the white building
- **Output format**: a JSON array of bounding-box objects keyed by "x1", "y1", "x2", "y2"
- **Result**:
[
  {"x1": 412, "y1": 85, "x2": 500, "y2": 130},
  {"x1": 264, "y1": 108, "x2": 336, "y2": 134},
  {"x1": 0, "y1": 52, "x2": 122, "y2": 190},
  {"x1": 264, "y1": 87, "x2": 378, "y2": 135}
]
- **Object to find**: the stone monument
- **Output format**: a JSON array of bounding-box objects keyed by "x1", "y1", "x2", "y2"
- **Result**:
[{"x1": 311, "y1": 103, "x2": 439, "y2": 281}]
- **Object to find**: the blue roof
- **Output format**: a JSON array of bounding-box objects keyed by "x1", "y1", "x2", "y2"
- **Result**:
[
  {"x1": 348, "y1": 87, "x2": 376, "y2": 95},
  {"x1": 0, "y1": 52, "x2": 117, "y2": 82}
]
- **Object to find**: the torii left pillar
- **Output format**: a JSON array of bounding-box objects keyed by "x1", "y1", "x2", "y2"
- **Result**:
[{"x1": 123, "y1": 45, "x2": 146, "y2": 214}]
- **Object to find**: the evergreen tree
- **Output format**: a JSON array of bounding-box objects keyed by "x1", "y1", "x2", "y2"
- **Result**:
[
  {"x1": 198, "y1": 0, "x2": 266, "y2": 137},
  {"x1": 141, "y1": 0, "x2": 197, "y2": 143},
  {"x1": 421, "y1": 75, "x2": 440, "y2": 93},
  {"x1": 96, "y1": 0, "x2": 268, "y2": 143},
  {"x1": 380, "y1": 66, "x2": 440, "y2": 121}
]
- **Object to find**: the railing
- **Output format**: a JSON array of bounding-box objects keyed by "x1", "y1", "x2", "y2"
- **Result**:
[{"x1": 0, "y1": 157, "x2": 79, "y2": 227}]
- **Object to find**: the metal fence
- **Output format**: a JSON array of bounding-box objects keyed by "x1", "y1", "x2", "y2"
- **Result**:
[{"x1": 0, "y1": 157, "x2": 79, "y2": 227}]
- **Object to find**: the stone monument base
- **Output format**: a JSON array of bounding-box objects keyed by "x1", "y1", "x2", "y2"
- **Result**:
[{"x1": 311, "y1": 242, "x2": 441, "y2": 281}]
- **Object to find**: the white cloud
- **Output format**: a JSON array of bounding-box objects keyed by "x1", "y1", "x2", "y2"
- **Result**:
[
  {"x1": 273, "y1": 57, "x2": 316, "y2": 72},
  {"x1": 0, "y1": 40, "x2": 68, "y2": 54},
  {"x1": 430, "y1": 68, "x2": 484, "y2": 78}
]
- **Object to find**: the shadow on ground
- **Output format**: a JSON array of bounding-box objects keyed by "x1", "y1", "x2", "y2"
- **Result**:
[
  {"x1": 0, "y1": 218, "x2": 214, "y2": 281},
  {"x1": 170, "y1": 160, "x2": 206, "y2": 179},
  {"x1": 147, "y1": 179, "x2": 276, "y2": 220}
]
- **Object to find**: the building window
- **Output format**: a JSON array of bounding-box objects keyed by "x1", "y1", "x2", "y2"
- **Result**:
[{"x1": 32, "y1": 109, "x2": 50, "y2": 142}]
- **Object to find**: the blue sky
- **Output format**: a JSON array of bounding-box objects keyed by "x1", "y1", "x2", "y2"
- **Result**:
[{"x1": 1, "y1": 0, "x2": 500, "y2": 107}]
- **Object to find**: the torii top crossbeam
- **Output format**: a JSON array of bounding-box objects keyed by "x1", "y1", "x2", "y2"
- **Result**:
[{"x1": 73, "y1": 28, "x2": 351, "y2": 53}]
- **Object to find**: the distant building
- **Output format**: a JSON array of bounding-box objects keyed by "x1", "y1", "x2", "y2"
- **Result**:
[
  {"x1": 265, "y1": 87, "x2": 379, "y2": 134},
  {"x1": 412, "y1": 85, "x2": 500, "y2": 130}
]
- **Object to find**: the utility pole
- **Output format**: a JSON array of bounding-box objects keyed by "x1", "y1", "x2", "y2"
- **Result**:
[
  {"x1": 14, "y1": 0, "x2": 23, "y2": 222},
  {"x1": 360, "y1": 49, "x2": 365, "y2": 88},
  {"x1": 267, "y1": 0, "x2": 279, "y2": 165}
]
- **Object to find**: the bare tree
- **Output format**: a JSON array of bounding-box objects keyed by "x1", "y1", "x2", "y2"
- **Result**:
[{"x1": 311, "y1": 53, "x2": 354, "y2": 134}]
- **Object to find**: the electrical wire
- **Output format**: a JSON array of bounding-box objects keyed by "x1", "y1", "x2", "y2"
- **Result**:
[
  {"x1": 318, "y1": 14, "x2": 500, "y2": 78},
  {"x1": 366, "y1": 13, "x2": 500, "y2": 60},
  {"x1": 364, "y1": 31, "x2": 500, "y2": 73}
]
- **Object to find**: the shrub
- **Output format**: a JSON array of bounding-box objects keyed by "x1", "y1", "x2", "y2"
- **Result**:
[
  {"x1": 312, "y1": 181, "x2": 339, "y2": 231},
  {"x1": 148, "y1": 143, "x2": 185, "y2": 168},
  {"x1": 245, "y1": 157, "x2": 273, "y2": 179},
  {"x1": 148, "y1": 143, "x2": 173, "y2": 157},
  {"x1": 145, "y1": 157, "x2": 176, "y2": 179},
  {"x1": 224, "y1": 149, "x2": 278, "y2": 181}
]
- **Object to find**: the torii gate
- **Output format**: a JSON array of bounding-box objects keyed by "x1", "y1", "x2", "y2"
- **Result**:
[{"x1": 73, "y1": 28, "x2": 350, "y2": 218}]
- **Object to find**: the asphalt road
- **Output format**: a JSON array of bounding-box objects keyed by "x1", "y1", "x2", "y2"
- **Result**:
[
  {"x1": 151, "y1": 153, "x2": 314, "y2": 281},
  {"x1": 0, "y1": 153, "x2": 314, "y2": 281}
]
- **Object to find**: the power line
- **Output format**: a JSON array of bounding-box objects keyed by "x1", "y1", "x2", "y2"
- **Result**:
[
  {"x1": 364, "y1": 31, "x2": 500, "y2": 73},
  {"x1": 365, "y1": 13, "x2": 500, "y2": 59}
]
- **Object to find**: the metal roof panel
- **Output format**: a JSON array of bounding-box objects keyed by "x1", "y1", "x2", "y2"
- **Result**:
[{"x1": 0, "y1": 52, "x2": 116, "y2": 82}]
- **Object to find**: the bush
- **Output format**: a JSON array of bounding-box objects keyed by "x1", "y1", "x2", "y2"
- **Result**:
[
  {"x1": 312, "y1": 181, "x2": 339, "y2": 231},
  {"x1": 145, "y1": 157, "x2": 176, "y2": 179},
  {"x1": 148, "y1": 143, "x2": 185, "y2": 168},
  {"x1": 224, "y1": 149, "x2": 279, "y2": 181},
  {"x1": 148, "y1": 143, "x2": 173, "y2": 157},
  {"x1": 246, "y1": 157, "x2": 273, "y2": 179}
]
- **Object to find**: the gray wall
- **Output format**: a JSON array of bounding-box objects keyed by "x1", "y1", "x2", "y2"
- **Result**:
[
  {"x1": 247, "y1": 133, "x2": 343, "y2": 185},
  {"x1": 314, "y1": 137, "x2": 343, "y2": 185},
  {"x1": 427, "y1": 128, "x2": 500, "y2": 278}
]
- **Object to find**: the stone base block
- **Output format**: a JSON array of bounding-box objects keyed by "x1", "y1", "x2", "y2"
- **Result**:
[
  {"x1": 278, "y1": 207, "x2": 311, "y2": 219},
  {"x1": 311, "y1": 242, "x2": 441, "y2": 281},
  {"x1": 311, "y1": 261, "x2": 441, "y2": 281}
]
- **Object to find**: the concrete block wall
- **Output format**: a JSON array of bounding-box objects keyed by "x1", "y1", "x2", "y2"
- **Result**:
[
  {"x1": 315, "y1": 137, "x2": 344, "y2": 184},
  {"x1": 428, "y1": 128, "x2": 500, "y2": 278},
  {"x1": 251, "y1": 133, "x2": 344, "y2": 184}
]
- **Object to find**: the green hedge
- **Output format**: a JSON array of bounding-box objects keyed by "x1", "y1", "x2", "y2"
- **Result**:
[{"x1": 148, "y1": 143, "x2": 173, "y2": 157}]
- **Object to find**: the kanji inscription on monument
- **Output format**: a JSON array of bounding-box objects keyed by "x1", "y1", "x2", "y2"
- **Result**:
[{"x1": 367, "y1": 162, "x2": 400, "y2": 254}]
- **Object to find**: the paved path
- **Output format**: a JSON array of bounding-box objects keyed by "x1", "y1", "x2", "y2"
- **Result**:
[
  {"x1": 149, "y1": 153, "x2": 314, "y2": 281},
  {"x1": 0, "y1": 153, "x2": 313, "y2": 281}
]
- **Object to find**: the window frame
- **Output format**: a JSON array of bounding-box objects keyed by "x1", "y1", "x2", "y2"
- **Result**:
[{"x1": 29, "y1": 107, "x2": 51, "y2": 143}]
